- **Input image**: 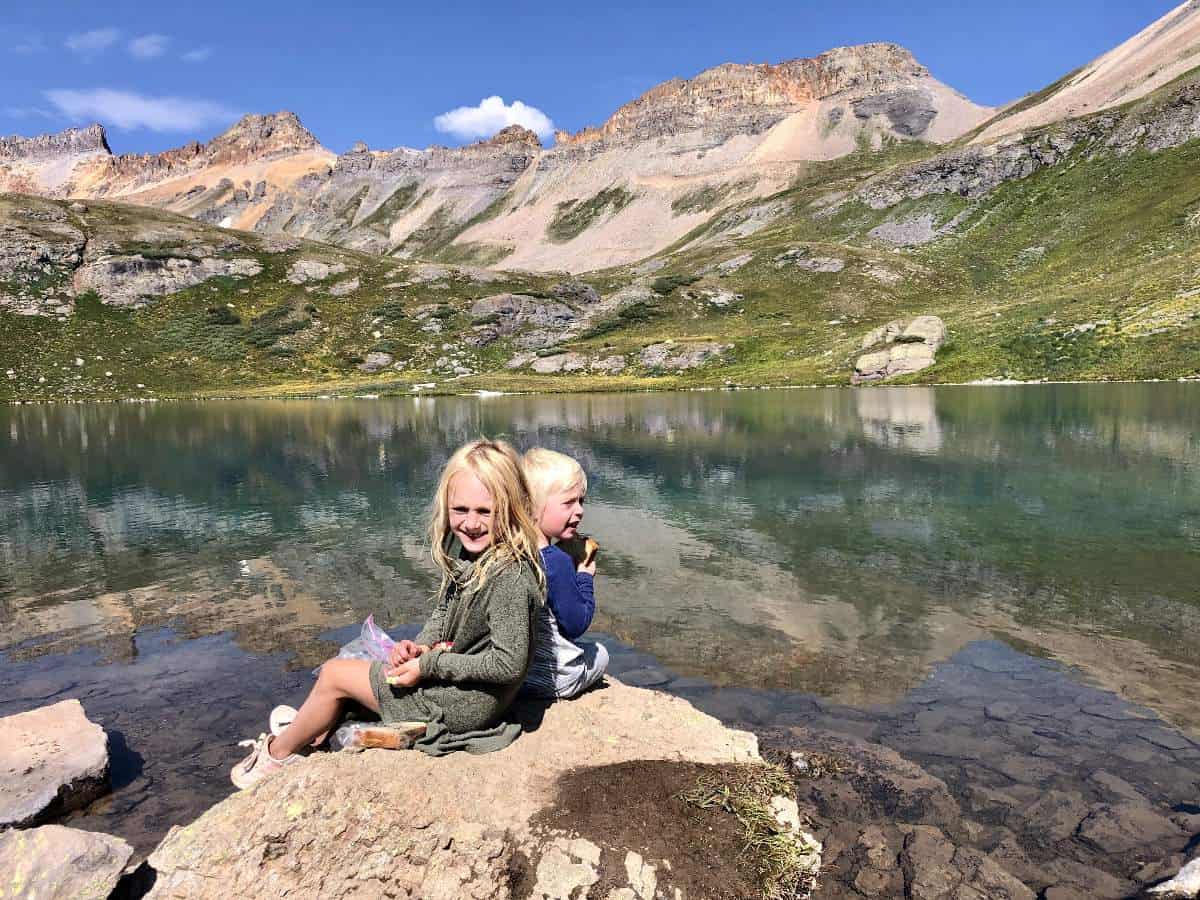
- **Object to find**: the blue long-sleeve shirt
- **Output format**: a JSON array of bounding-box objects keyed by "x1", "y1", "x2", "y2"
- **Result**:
[{"x1": 540, "y1": 545, "x2": 595, "y2": 640}]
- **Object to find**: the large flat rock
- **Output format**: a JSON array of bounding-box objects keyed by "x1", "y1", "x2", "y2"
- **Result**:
[
  {"x1": 0, "y1": 825, "x2": 133, "y2": 900},
  {"x1": 146, "y1": 680, "x2": 786, "y2": 899},
  {"x1": 0, "y1": 698, "x2": 109, "y2": 828}
]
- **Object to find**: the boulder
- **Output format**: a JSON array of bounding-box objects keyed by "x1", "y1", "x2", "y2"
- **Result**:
[
  {"x1": 591, "y1": 355, "x2": 627, "y2": 374},
  {"x1": 640, "y1": 343, "x2": 672, "y2": 368},
  {"x1": 551, "y1": 280, "x2": 601, "y2": 305},
  {"x1": 714, "y1": 252, "x2": 753, "y2": 274},
  {"x1": 639, "y1": 341, "x2": 731, "y2": 371},
  {"x1": 774, "y1": 246, "x2": 845, "y2": 273},
  {"x1": 1147, "y1": 856, "x2": 1200, "y2": 898},
  {"x1": 0, "y1": 825, "x2": 132, "y2": 900},
  {"x1": 286, "y1": 259, "x2": 347, "y2": 284},
  {"x1": 862, "y1": 319, "x2": 907, "y2": 350},
  {"x1": 357, "y1": 352, "x2": 394, "y2": 373},
  {"x1": 470, "y1": 293, "x2": 577, "y2": 338},
  {"x1": 0, "y1": 699, "x2": 109, "y2": 828},
  {"x1": 143, "y1": 681, "x2": 813, "y2": 899},
  {"x1": 72, "y1": 255, "x2": 263, "y2": 308},
  {"x1": 327, "y1": 276, "x2": 360, "y2": 296},
  {"x1": 531, "y1": 352, "x2": 588, "y2": 374},
  {"x1": 704, "y1": 289, "x2": 743, "y2": 308},
  {"x1": 852, "y1": 315, "x2": 946, "y2": 383},
  {"x1": 902, "y1": 315, "x2": 946, "y2": 351},
  {"x1": 261, "y1": 235, "x2": 301, "y2": 254}
]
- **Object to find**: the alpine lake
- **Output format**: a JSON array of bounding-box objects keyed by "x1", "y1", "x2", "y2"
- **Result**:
[{"x1": 2, "y1": 385, "x2": 1198, "y2": 888}]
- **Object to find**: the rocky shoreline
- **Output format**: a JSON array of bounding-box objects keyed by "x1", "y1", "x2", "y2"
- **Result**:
[{"x1": 3, "y1": 640, "x2": 1198, "y2": 899}]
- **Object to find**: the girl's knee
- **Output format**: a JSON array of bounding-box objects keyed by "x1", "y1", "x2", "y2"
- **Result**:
[{"x1": 317, "y1": 658, "x2": 370, "y2": 695}]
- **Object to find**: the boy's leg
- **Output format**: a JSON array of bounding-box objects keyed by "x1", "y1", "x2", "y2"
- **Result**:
[
  {"x1": 270, "y1": 658, "x2": 381, "y2": 758},
  {"x1": 554, "y1": 640, "x2": 609, "y2": 699},
  {"x1": 577, "y1": 640, "x2": 609, "y2": 692}
]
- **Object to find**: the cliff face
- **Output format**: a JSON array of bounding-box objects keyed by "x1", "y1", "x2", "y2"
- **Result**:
[{"x1": 0, "y1": 124, "x2": 110, "y2": 161}]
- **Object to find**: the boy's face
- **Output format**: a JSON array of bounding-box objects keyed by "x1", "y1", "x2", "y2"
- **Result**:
[{"x1": 538, "y1": 482, "x2": 585, "y2": 541}]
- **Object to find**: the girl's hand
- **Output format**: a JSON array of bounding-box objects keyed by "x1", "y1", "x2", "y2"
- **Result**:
[
  {"x1": 388, "y1": 641, "x2": 430, "y2": 667},
  {"x1": 577, "y1": 558, "x2": 596, "y2": 577},
  {"x1": 384, "y1": 658, "x2": 422, "y2": 687}
]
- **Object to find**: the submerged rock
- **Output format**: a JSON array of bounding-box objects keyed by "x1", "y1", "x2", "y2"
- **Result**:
[
  {"x1": 0, "y1": 825, "x2": 132, "y2": 900},
  {"x1": 0, "y1": 699, "x2": 109, "y2": 828},
  {"x1": 143, "y1": 680, "x2": 814, "y2": 899}
]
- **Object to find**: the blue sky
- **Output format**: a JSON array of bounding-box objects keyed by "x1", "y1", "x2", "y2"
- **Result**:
[{"x1": 0, "y1": 1, "x2": 1184, "y2": 155}]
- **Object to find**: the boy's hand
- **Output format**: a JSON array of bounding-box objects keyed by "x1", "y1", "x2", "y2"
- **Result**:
[{"x1": 384, "y1": 658, "x2": 422, "y2": 687}]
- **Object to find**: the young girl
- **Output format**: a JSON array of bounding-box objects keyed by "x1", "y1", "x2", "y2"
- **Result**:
[
  {"x1": 231, "y1": 439, "x2": 546, "y2": 788},
  {"x1": 521, "y1": 448, "x2": 609, "y2": 700}
]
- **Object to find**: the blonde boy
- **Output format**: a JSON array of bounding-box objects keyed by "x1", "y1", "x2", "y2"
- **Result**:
[{"x1": 521, "y1": 448, "x2": 609, "y2": 699}]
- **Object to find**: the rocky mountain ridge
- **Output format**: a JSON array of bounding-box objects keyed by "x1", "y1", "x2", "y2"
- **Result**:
[
  {"x1": 555, "y1": 42, "x2": 946, "y2": 146},
  {"x1": 0, "y1": 123, "x2": 110, "y2": 161},
  {"x1": 0, "y1": 42, "x2": 992, "y2": 272}
]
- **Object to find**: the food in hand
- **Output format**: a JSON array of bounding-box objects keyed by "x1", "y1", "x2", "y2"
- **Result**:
[{"x1": 561, "y1": 534, "x2": 600, "y2": 566}]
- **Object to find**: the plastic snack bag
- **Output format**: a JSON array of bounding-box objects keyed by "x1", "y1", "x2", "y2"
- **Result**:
[
  {"x1": 314, "y1": 615, "x2": 397, "y2": 674},
  {"x1": 358, "y1": 614, "x2": 396, "y2": 661}
]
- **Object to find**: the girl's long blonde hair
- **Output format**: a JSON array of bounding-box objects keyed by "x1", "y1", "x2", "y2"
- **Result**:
[{"x1": 428, "y1": 439, "x2": 546, "y2": 595}]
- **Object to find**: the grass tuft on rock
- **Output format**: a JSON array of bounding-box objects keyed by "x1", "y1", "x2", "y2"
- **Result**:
[{"x1": 680, "y1": 764, "x2": 821, "y2": 900}]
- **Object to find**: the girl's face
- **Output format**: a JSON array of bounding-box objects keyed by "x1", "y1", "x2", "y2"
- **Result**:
[
  {"x1": 538, "y1": 483, "x2": 585, "y2": 541},
  {"x1": 447, "y1": 470, "x2": 495, "y2": 556}
]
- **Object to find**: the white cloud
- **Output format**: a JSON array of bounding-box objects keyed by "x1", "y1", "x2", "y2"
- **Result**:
[
  {"x1": 433, "y1": 96, "x2": 553, "y2": 142},
  {"x1": 44, "y1": 88, "x2": 239, "y2": 133},
  {"x1": 182, "y1": 47, "x2": 213, "y2": 63},
  {"x1": 128, "y1": 33, "x2": 169, "y2": 60},
  {"x1": 65, "y1": 28, "x2": 120, "y2": 55}
]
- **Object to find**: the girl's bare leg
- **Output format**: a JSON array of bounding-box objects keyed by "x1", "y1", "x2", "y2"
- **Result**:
[{"x1": 269, "y1": 658, "x2": 380, "y2": 759}]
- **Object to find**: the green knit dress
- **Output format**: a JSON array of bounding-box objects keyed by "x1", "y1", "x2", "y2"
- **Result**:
[{"x1": 369, "y1": 546, "x2": 543, "y2": 734}]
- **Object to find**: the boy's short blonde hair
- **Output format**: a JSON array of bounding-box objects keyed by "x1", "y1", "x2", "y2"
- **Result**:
[{"x1": 523, "y1": 447, "x2": 587, "y2": 516}]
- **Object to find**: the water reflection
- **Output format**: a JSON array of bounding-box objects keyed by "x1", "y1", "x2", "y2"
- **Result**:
[{"x1": 2, "y1": 386, "x2": 1199, "y2": 730}]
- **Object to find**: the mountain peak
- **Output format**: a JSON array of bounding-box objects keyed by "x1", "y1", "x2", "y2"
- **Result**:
[
  {"x1": 207, "y1": 111, "x2": 320, "y2": 158},
  {"x1": 557, "y1": 42, "x2": 938, "y2": 145},
  {"x1": 478, "y1": 125, "x2": 543, "y2": 148},
  {"x1": 0, "y1": 123, "x2": 111, "y2": 161}
]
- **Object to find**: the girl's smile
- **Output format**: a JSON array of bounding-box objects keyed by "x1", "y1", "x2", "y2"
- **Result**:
[{"x1": 447, "y1": 470, "x2": 495, "y2": 555}]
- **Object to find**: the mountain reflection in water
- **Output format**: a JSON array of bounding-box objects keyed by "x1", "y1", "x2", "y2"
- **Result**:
[{"x1": 2, "y1": 386, "x2": 1198, "y2": 732}]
